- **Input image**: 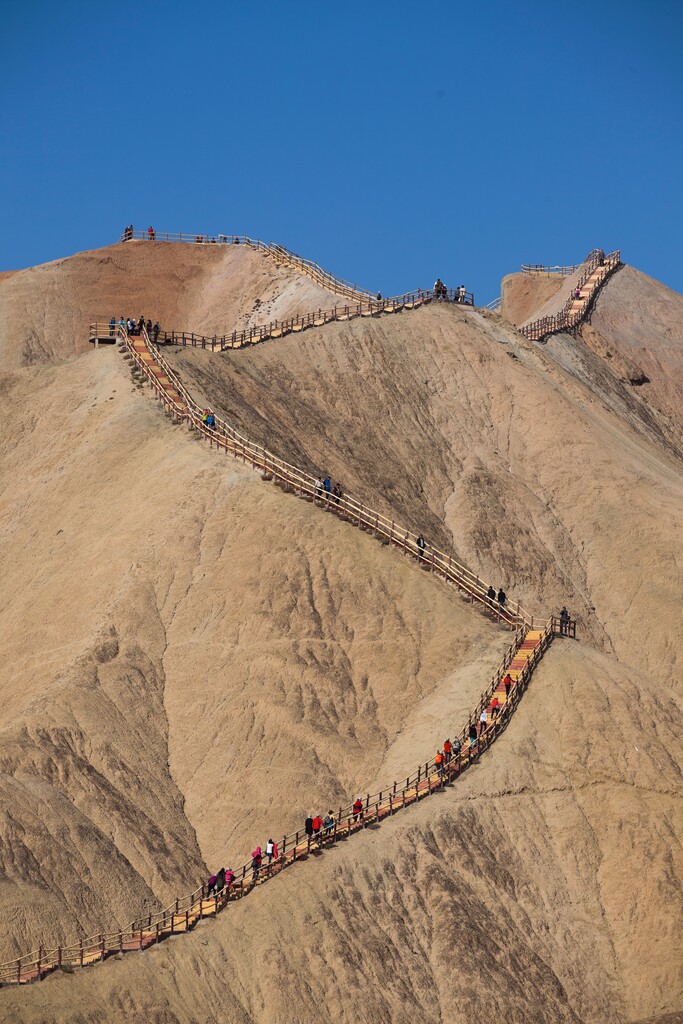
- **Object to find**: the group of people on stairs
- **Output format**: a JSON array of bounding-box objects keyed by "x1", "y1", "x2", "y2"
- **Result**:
[{"x1": 110, "y1": 315, "x2": 160, "y2": 343}]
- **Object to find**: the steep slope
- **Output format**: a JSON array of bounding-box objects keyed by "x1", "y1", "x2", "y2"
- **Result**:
[
  {"x1": 501, "y1": 271, "x2": 564, "y2": 326},
  {"x1": 0, "y1": 348, "x2": 506, "y2": 958},
  {"x1": 166, "y1": 292, "x2": 683, "y2": 692},
  {"x1": 5, "y1": 640, "x2": 681, "y2": 1024},
  {"x1": 0, "y1": 240, "x2": 342, "y2": 369}
]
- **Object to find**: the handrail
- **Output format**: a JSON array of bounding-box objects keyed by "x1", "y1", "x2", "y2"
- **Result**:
[
  {"x1": 0, "y1": 324, "x2": 567, "y2": 986},
  {"x1": 89, "y1": 287, "x2": 475, "y2": 355},
  {"x1": 520, "y1": 248, "x2": 620, "y2": 342},
  {"x1": 483, "y1": 297, "x2": 501, "y2": 311},
  {"x1": 91, "y1": 325, "x2": 529, "y2": 627},
  {"x1": 1, "y1": 609, "x2": 561, "y2": 985},
  {"x1": 521, "y1": 262, "x2": 581, "y2": 276},
  {"x1": 118, "y1": 229, "x2": 373, "y2": 302}
]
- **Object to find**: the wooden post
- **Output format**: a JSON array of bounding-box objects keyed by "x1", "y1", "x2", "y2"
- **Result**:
[
  {"x1": 80, "y1": 939, "x2": 84, "y2": 967},
  {"x1": 57, "y1": 946, "x2": 63, "y2": 969},
  {"x1": 37, "y1": 946, "x2": 43, "y2": 981},
  {"x1": 100, "y1": 935, "x2": 105, "y2": 961}
]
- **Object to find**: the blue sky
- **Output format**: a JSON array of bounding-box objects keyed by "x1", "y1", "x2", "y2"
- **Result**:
[{"x1": 1, "y1": 0, "x2": 682, "y2": 303}]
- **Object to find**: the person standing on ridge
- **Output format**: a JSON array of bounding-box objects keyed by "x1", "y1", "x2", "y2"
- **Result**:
[
  {"x1": 153, "y1": 322, "x2": 160, "y2": 344},
  {"x1": 148, "y1": 225, "x2": 155, "y2": 240},
  {"x1": 559, "y1": 607, "x2": 570, "y2": 635}
]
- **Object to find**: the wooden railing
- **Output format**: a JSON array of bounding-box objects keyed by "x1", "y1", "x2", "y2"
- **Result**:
[
  {"x1": 521, "y1": 262, "x2": 581, "y2": 275},
  {"x1": 90, "y1": 287, "x2": 475, "y2": 355},
  {"x1": 92, "y1": 324, "x2": 530, "y2": 628},
  {"x1": 118, "y1": 230, "x2": 373, "y2": 302},
  {"x1": 0, "y1": 612, "x2": 563, "y2": 987},
  {"x1": 520, "y1": 249, "x2": 620, "y2": 342}
]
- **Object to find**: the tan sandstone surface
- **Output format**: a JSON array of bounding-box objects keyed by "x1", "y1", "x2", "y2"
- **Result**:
[{"x1": 0, "y1": 243, "x2": 681, "y2": 1023}]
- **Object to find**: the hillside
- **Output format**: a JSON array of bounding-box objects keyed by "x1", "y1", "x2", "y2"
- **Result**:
[
  {"x1": 0, "y1": 242, "x2": 681, "y2": 1024},
  {"x1": 0, "y1": 239, "x2": 342, "y2": 369}
]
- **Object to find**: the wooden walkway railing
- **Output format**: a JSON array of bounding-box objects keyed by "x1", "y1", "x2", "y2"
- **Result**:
[
  {"x1": 118, "y1": 229, "x2": 374, "y2": 302},
  {"x1": 520, "y1": 248, "x2": 621, "y2": 342},
  {"x1": 95, "y1": 325, "x2": 532, "y2": 628},
  {"x1": 90, "y1": 286, "x2": 475, "y2": 354},
  {"x1": 0, "y1": 614, "x2": 562, "y2": 987},
  {"x1": 0, "y1": 322, "x2": 570, "y2": 989},
  {"x1": 521, "y1": 261, "x2": 581, "y2": 276}
]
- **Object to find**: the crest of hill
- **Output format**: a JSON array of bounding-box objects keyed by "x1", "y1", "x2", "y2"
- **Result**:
[
  {"x1": 0, "y1": 247, "x2": 681, "y2": 1024},
  {"x1": 0, "y1": 240, "x2": 342, "y2": 369}
]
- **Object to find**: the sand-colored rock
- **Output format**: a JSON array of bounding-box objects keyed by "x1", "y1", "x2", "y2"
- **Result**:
[
  {"x1": 0, "y1": 244, "x2": 681, "y2": 1023},
  {"x1": 0, "y1": 241, "x2": 342, "y2": 369},
  {"x1": 501, "y1": 271, "x2": 565, "y2": 326}
]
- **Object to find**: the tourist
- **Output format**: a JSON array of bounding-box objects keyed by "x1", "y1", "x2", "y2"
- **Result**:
[
  {"x1": 206, "y1": 872, "x2": 218, "y2": 898},
  {"x1": 251, "y1": 846, "x2": 262, "y2": 880},
  {"x1": 323, "y1": 476, "x2": 331, "y2": 495},
  {"x1": 206, "y1": 412, "x2": 215, "y2": 429},
  {"x1": 146, "y1": 318, "x2": 152, "y2": 337},
  {"x1": 323, "y1": 810, "x2": 335, "y2": 834},
  {"x1": 416, "y1": 534, "x2": 426, "y2": 560},
  {"x1": 152, "y1": 322, "x2": 160, "y2": 344},
  {"x1": 333, "y1": 482, "x2": 342, "y2": 505},
  {"x1": 265, "y1": 839, "x2": 276, "y2": 865},
  {"x1": 487, "y1": 585, "x2": 496, "y2": 604},
  {"x1": 574, "y1": 287, "x2": 581, "y2": 300},
  {"x1": 434, "y1": 750, "x2": 445, "y2": 779},
  {"x1": 148, "y1": 226, "x2": 155, "y2": 241},
  {"x1": 497, "y1": 588, "x2": 506, "y2": 607},
  {"x1": 453, "y1": 736, "x2": 462, "y2": 758},
  {"x1": 215, "y1": 867, "x2": 226, "y2": 893},
  {"x1": 468, "y1": 723, "x2": 478, "y2": 749},
  {"x1": 352, "y1": 797, "x2": 364, "y2": 823},
  {"x1": 225, "y1": 868, "x2": 236, "y2": 891},
  {"x1": 443, "y1": 738, "x2": 453, "y2": 763},
  {"x1": 479, "y1": 708, "x2": 488, "y2": 736},
  {"x1": 312, "y1": 814, "x2": 323, "y2": 838},
  {"x1": 305, "y1": 815, "x2": 314, "y2": 839},
  {"x1": 457, "y1": 284, "x2": 467, "y2": 303},
  {"x1": 109, "y1": 316, "x2": 115, "y2": 336},
  {"x1": 503, "y1": 672, "x2": 512, "y2": 699},
  {"x1": 559, "y1": 606, "x2": 570, "y2": 635},
  {"x1": 491, "y1": 696, "x2": 500, "y2": 719},
  {"x1": 119, "y1": 316, "x2": 126, "y2": 332},
  {"x1": 434, "y1": 277, "x2": 444, "y2": 299},
  {"x1": 315, "y1": 477, "x2": 323, "y2": 500}
]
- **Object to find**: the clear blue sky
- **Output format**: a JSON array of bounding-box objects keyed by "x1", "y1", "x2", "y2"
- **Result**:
[{"x1": 1, "y1": 0, "x2": 682, "y2": 303}]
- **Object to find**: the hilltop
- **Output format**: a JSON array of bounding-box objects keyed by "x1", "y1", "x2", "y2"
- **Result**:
[{"x1": 0, "y1": 240, "x2": 681, "y2": 1023}]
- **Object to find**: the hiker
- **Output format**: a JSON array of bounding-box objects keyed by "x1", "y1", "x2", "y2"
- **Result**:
[
  {"x1": 202, "y1": 409, "x2": 209, "y2": 425},
  {"x1": 503, "y1": 672, "x2": 512, "y2": 699},
  {"x1": 560, "y1": 606, "x2": 570, "y2": 635},
  {"x1": 487, "y1": 585, "x2": 496, "y2": 604},
  {"x1": 491, "y1": 696, "x2": 500, "y2": 719},
  {"x1": 119, "y1": 316, "x2": 126, "y2": 332},
  {"x1": 352, "y1": 797, "x2": 364, "y2": 823},
  {"x1": 146, "y1": 318, "x2": 153, "y2": 337},
  {"x1": 137, "y1": 315, "x2": 144, "y2": 335},
  {"x1": 152, "y1": 322, "x2": 160, "y2": 344},
  {"x1": 434, "y1": 749, "x2": 445, "y2": 779},
  {"x1": 109, "y1": 316, "x2": 116, "y2": 336},
  {"x1": 315, "y1": 477, "x2": 323, "y2": 499},
  {"x1": 416, "y1": 534, "x2": 426, "y2": 560},
  {"x1": 479, "y1": 708, "x2": 488, "y2": 736},
  {"x1": 457, "y1": 284, "x2": 467, "y2": 303},
  {"x1": 453, "y1": 736, "x2": 462, "y2": 758},
  {"x1": 443, "y1": 738, "x2": 453, "y2": 763},
  {"x1": 225, "y1": 868, "x2": 236, "y2": 891},
  {"x1": 251, "y1": 846, "x2": 262, "y2": 880},
  {"x1": 323, "y1": 476, "x2": 331, "y2": 495},
  {"x1": 265, "y1": 839, "x2": 276, "y2": 865},
  {"x1": 376, "y1": 291, "x2": 382, "y2": 301},
  {"x1": 305, "y1": 815, "x2": 314, "y2": 839},
  {"x1": 574, "y1": 287, "x2": 581, "y2": 300},
  {"x1": 206, "y1": 412, "x2": 215, "y2": 429},
  {"x1": 312, "y1": 814, "x2": 323, "y2": 842},
  {"x1": 148, "y1": 225, "x2": 155, "y2": 241},
  {"x1": 497, "y1": 588, "x2": 506, "y2": 607},
  {"x1": 216, "y1": 867, "x2": 226, "y2": 893},
  {"x1": 468, "y1": 723, "x2": 478, "y2": 749},
  {"x1": 127, "y1": 317, "x2": 135, "y2": 334},
  {"x1": 323, "y1": 810, "x2": 335, "y2": 834},
  {"x1": 206, "y1": 872, "x2": 218, "y2": 898},
  {"x1": 434, "y1": 278, "x2": 444, "y2": 299},
  {"x1": 333, "y1": 482, "x2": 342, "y2": 505}
]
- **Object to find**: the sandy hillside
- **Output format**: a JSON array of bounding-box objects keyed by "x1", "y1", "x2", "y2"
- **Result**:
[
  {"x1": 0, "y1": 243, "x2": 681, "y2": 1024},
  {"x1": 0, "y1": 348, "x2": 506, "y2": 960},
  {"x1": 0, "y1": 240, "x2": 343, "y2": 369},
  {"x1": 5, "y1": 640, "x2": 682, "y2": 1024},
  {"x1": 501, "y1": 271, "x2": 564, "y2": 325},
  {"x1": 166, "y1": 291, "x2": 683, "y2": 691}
]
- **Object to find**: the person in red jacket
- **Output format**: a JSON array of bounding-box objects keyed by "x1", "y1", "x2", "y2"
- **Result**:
[
  {"x1": 443, "y1": 738, "x2": 453, "y2": 763},
  {"x1": 352, "y1": 798, "x2": 364, "y2": 823}
]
